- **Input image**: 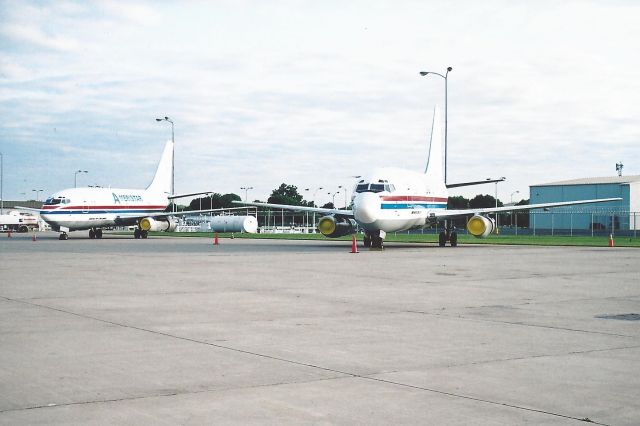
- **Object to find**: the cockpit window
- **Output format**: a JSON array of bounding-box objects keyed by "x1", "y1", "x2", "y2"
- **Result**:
[
  {"x1": 44, "y1": 197, "x2": 69, "y2": 205},
  {"x1": 355, "y1": 184, "x2": 369, "y2": 193},
  {"x1": 355, "y1": 180, "x2": 395, "y2": 193},
  {"x1": 369, "y1": 184, "x2": 385, "y2": 193}
]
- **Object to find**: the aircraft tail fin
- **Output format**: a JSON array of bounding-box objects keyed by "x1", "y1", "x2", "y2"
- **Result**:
[
  {"x1": 424, "y1": 106, "x2": 445, "y2": 183},
  {"x1": 146, "y1": 140, "x2": 173, "y2": 195}
]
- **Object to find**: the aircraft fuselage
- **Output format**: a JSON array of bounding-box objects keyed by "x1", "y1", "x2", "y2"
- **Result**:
[{"x1": 40, "y1": 187, "x2": 168, "y2": 231}]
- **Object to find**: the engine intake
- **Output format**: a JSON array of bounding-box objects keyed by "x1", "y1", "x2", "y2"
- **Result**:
[
  {"x1": 317, "y1": 215, "x2": 356, "y2": 238},
  {"x1": 139, "y1": 216, "x2": 178, "y2": 232},
  {"x1": 466, "y1": 215, "x2": 495, "y2": 238}
]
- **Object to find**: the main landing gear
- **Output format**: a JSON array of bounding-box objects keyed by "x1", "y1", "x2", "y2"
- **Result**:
[
  {"x1": 438, "y1": 226, "x2": 458, "y2": 247},
  {"x1": 133, "y1": 228, "x2": 148, "y2": 239},
  {"x1": 363, "y1": 230, "x2": 385, "y2": 250},
  {"x1": 88, "y1": 228, "x2": 103, "y2": 239},
  {"x1": 58, "y1": 232, "x2": 68, "y2": 240}
]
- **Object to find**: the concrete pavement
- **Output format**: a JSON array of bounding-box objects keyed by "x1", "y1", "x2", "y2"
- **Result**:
[{"x1": 1, "y1": 232, "x2": 639, "y2": 425}]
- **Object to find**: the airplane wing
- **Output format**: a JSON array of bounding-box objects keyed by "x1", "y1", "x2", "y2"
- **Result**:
[
  {"x1": 13, "y1": 206, "x2": 41, "y2": 213},
  {"x1": 431, "y1": 197, "x2": 622, "y2": 219},
  {"x1": 14, "y1": 205, "x2": 253, "y2": 218},
  {"x1": 233, "y1": 200, "x2": 354, "y2": 216}
]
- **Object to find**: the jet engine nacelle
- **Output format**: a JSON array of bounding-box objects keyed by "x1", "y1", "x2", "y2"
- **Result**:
[
  {"x1": 139, "y1": 216, "x2": 178, "y2": 232},
  {"x1": 317, "y1": 215, "x2": 356, "y2": 238},
  {"x1": 466, "y1": 215, "x2": 495, "y2": 238}
]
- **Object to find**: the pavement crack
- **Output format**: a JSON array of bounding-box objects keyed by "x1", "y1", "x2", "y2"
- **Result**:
[
  {"x1": 0, "y1": 296, "x2": 616, "y2": 425},
  {"x1": 406, "y1": 309, "x2": 636, "y2": 338}
]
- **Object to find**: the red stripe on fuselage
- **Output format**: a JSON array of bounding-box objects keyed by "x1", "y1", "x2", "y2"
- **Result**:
[{"x1": 380, "y1": 196, "x2": 447, "y2": 202}]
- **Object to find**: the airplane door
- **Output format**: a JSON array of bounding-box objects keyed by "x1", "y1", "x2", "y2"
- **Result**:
[{"x1": 82, "y1": 200, "x2": 89, "y2": 213}]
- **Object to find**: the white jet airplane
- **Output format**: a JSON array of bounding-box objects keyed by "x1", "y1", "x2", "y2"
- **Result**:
[
  {"x1": 22, "y1": 140, "x2": 238, "y2": 240},
  {"x1": 234, "y1": 107, "x2": 621, "y2": 249}
]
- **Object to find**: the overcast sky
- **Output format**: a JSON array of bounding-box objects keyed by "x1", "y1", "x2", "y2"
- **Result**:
[{"x1": 1, "y1": 0, "x2": 639, "y2": 206}]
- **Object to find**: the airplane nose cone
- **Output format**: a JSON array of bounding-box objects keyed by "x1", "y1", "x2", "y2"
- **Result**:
[{"x1": 353, "y1": 192, "x2": 380, "y2": 224}]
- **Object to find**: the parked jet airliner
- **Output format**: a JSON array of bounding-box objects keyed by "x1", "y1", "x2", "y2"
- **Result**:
[
  {"x1": 235, "y1": 107, "x2": 621, "y2": 249},
  {"x1": 21, "y1": 140, "x2": 236, "y2": 240}
]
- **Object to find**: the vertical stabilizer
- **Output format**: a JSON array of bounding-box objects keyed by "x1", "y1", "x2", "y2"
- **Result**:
[
  {"x1": 146, "y1": 140, "x2": 173, "y2": 194},
  {"x1": 424, "y1": 106, "x2": 445, "y2": 183}
]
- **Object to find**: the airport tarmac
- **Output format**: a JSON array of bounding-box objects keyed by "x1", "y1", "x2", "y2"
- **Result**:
[{"x1": 1, "y1": 232, "x2": 639, "y2": 425}]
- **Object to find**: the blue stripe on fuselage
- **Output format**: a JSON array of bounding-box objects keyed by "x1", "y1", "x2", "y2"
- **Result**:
[{"x1": 380, "y1": 203, "x2": 446, "y2": 209}]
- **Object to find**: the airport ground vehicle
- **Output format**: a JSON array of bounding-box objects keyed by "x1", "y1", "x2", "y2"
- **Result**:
[{"x1": 0, "y1": 211, "x2": 39, "y2": 232}]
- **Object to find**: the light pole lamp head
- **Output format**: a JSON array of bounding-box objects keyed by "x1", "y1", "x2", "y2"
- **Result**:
[
  {"x1": 419, "y1": 71, "x2": 429, "y2": 76},
  {"x1": 155, "y1": 118, "x2": 162, "y2": 122},
  {"x1": 447, "y1": 66, "x2": 452, "y2": 72}
]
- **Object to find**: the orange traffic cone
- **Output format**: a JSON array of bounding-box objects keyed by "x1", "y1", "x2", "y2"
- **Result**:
[
  {"x1": 7, "y1": 230, "x2": 11, "y2": 238},
  {"x1": 350, "y1": 235, "x2": 358, "y2": 253},
  {"x1": 213, "y1": 232, "x2": 219, "y2": 245},
  {"x1": 32, "y1": 233, "x2": 37, "y2": 242},
  {"x1": 609, "y1": 234, "x2": 614, "y2": 248}
]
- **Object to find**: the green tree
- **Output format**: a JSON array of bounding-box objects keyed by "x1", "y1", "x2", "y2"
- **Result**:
[
  {"x1": 268, "y1": 183, "x2": 306, "y2": 206},
  {"x1": 188, "y1": 192, "x2": 241, "y2": 210},
  {"x1": 447, "y1": 195, "x2": 469, "y2": 209},
  {"x1": 220, "y1": 193, "x2": 241, "y2": 208},
  {"x1": 469, "y1": 194, "x2": 502, "y2": 209}
]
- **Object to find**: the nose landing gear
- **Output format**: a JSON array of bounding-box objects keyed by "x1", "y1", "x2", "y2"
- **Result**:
[
  {"x1": 364, "y1": 230, "x2": 385, "y2": 250},
  {"x1": 438, "y1": 226, "x2": 458, "y2": 247},
  {"x1": 88, "y1": 228, "x2": 103, "y2": 239},
  {"x1": 133, "y1": 228, "x2": 148, "y2": 239}
]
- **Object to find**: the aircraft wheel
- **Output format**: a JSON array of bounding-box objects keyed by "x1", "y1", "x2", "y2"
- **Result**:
[
  {"x1": 371, "y1": 235, "x2": 383, "y2": 250},
  {"x1": 134, "y1": 228, "x2": 141, "y2": 239},
  {"x1": 450, "y1": 231, "x2": 458, "y2": 247},
  {"x1": 89, "y1": 229, "x2": 96, "y2": 239},
  {"x1": 141, "y1": 230, "x2": 148, "y2": 239},
  {"x1": 363, "y1": 234, "x2": 372, "y2": 248},
  {"x1": 96, "y1": 229, "x2": 103, "y2": 239},
  {"x1": 59, "y1": 233, "x2": 68, "y2": 240},
  {"x1": 438, "y1": 231, "x2": 447, "y2": 247}
]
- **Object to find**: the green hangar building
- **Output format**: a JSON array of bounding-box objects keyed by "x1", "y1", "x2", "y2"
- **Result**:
[{"x1": 529, "y1": 175, "x2": 640, "y2": 235}]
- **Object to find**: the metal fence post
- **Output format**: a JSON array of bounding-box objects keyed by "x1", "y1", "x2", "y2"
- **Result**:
[
  {"x1": 591, "y1": 212, "x2": 594, "y2": 238},
  {"x1": 533, "y1": 212, "x2": 536, "y2": 236},
  {"x1": 570, "y1": 212, "x2": 573, "y2": 237}
]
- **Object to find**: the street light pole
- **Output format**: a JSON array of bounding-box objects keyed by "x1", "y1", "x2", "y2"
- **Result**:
[
  {"x1": 240, "y1": 186, "x2": 253, "y2": 202},
  {"x1": 338, "y1": 185, "x2": 347, "y2": 209},
  {"x1": 74, "y1": 170, "x2": 88, "y2": 188},
  {"x1": 420, "y1": 66, "x2": 452, "y2": 185}
]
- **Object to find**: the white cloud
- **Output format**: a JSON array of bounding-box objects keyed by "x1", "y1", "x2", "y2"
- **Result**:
[{"x1": 1, "y1": 0, "x2": 639, "y2": 202}]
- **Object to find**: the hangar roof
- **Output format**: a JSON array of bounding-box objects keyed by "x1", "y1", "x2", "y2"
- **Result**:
[{"x1": 533, "y1": 175, "x2": 640, "y2": 187}]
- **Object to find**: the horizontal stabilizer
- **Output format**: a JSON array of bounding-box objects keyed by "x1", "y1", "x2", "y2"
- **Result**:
[
  {"x1": 168, "y1": 191, "x2": 216, "y2": 200},
  {"x1": 446, "y1": 177, "x2": 506, "y2": 189}
]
